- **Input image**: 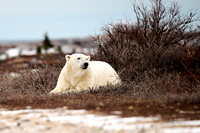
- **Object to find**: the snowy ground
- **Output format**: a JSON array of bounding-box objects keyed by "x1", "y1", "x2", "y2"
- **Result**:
[
  {"x1": 0, "y1": 44, "x2": 93, "y2": 60},
  {"x1": 0, "y1": 108, "x2": 200, "y2": 133}
]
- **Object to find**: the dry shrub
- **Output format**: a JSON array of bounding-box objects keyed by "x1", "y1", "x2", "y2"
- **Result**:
[
  {"x1": 0, "y1": 64, "x2": 63, "y2": 97},
  {"x1": 93, "y1": 0, "x2": 200, "y2": 93}
]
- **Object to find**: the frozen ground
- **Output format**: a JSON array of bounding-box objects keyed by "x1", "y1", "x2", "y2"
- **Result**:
[
  {"x1": 0, "y1": 44, "x2": 93, "y2": 60},
  {"x1": 0, "y1": 108, "x2": 200, "y2": 133}
]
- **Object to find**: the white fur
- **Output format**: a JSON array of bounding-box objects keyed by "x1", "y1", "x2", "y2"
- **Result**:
[{"x1": 50, "y1": 53, "x2": 121, "y2": 94}]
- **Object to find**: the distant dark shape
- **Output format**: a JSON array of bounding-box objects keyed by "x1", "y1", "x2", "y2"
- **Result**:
[
  {"x1": 73, "y1": 40, "x2": 82, "y2": 45},
  {"x1": 42, "y1": 33, "x2": 54, "y2": 52}
]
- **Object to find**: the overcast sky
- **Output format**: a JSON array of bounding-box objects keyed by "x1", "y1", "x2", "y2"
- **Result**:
[{"x1": 0, "y1": 0, "x2": 199, "y2": 41}]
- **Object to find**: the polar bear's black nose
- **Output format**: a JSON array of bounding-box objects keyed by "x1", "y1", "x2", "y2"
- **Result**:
[{"x1": 84, "y1": 62, "x2": 89, "y2": 68}]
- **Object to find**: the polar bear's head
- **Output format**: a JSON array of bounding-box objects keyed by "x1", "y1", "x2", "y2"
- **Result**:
[{"x1": 65, "y1": 53, "x2": 90, "y2": 70}]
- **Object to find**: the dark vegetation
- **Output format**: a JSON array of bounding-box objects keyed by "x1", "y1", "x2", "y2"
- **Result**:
[
  {"x1": 0, "y1": 0, "x2": 200, "y2": 119},
  {"x1": 36, "y1": 33, "x2": 62, "y2": 54},
  {"x1": 93, "y1": 0, "x2": 200, "y2": 93}
]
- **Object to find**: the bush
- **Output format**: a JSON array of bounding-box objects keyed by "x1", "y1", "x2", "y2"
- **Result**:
[
  {"x1": 93, "y1": 0, "x2": 200, "y2": 81},
  {"x1": 0, "y1": 64, "x2": 64, "y2": 97},
  {"x1": 93, "y1": 0, "x2": 200, "y2": 93},
  {"x1": 36, "y1": 45, "x2": 42, "y2": 55}
]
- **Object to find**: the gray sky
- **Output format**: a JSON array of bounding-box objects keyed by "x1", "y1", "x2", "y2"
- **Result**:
[{"x1": 0, "y1": 0, "x2": 199, "y2": 41}]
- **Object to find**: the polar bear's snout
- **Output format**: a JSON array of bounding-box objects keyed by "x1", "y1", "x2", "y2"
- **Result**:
[{"x1": 81, "y1": 62, "x2": 89, "y2": 69}]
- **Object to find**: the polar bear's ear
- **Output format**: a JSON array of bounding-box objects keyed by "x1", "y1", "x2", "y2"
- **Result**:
[
  {"x1": 65, "y1": 55, "x2": 71, "y2": 61},
  {"x1": 87, "y1": 56, "x2": 90, "y2": 61}
]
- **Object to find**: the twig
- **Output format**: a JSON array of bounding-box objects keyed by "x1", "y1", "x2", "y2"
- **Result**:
[{"x1": 178, "y1": 57, "x2": 200, "y2": 84}]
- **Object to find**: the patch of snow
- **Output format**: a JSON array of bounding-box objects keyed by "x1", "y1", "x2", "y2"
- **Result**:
[
  {"x1": 21, "y1": 49, "x2": 36, "y2": 56},
  {"x1": 163, "y1": 127, "x2": 200, "y2": 133},
  {"x1": 42, "y1": 48, "x2": 56, "y2": 54},
  {"x1": 5, "y1": 47, "x2": 20, "y2": 58},
  {"x1": 0, "y1": 54, "x2": 7, "y2": 60},
  {"x1": 0, "y1": 44, "x2": 94, "y2": 61},
  {"x1": 164, "y1": 120, "x2": 200, "y2": 126},
  {"x1": 110, "y1": 111, "x2": 122, "y2": 115},
  {"x1": 30, "y1": 69, "x2": 40, "y2": 73},
  {"x1": 9, "y1": 72, "x2": 21, "y2": 77},
  {"x1": 0, "y1": 109, "x2": 158, "y2": 132},
  {"x1": 0, "y1": 108, "x2": 200, "y2": 133}
]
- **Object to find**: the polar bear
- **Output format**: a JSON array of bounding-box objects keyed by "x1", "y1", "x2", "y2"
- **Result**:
[{"x1": 50, "y1": 53, "x2": 121, "y2": 94}]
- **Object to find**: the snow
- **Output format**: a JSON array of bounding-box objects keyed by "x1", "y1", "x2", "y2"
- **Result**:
[
  {"x1": 21, "y1": 49, "x2": 36, "y2": 56},
  {"x1": 9, "y1": 72, "x2": 21, "y2": 77},
  {"x1": 0, "y1": 54, "x2": 7, "y2": 60},
  {"x1": 163, "y1": 128, "x2": 200, "y2": 133},
  {"x1": 0, "y1": 45, "x2": 93, "y2": 60},
  {"x1": 0, "y1": 108, "x2": 200, "y2": 133},
  {"x1": 0, "y1": 47, "x2": 36, "y2": 60},
  {"x1": 5, "y1": 48, "x2": 20, "y2": 58}
]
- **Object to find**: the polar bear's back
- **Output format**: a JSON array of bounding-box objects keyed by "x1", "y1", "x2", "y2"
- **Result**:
[{"x1": 89, "y1": 61, "x2": 121, "y2": 87}]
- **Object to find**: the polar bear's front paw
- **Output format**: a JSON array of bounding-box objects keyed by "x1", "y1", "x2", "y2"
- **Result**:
[
  {"x1": 49, "y1": 90, "x2": 56, "y2": 95},
  {"x1": 49, "y1": 89, "x2": 62, "y2": 95},
  {"x1": 49, "y1": 88, "x2": 70, "y2": 95},
  {"x1": 67, "y1": 89, "x2": 77, "y2": 93}
]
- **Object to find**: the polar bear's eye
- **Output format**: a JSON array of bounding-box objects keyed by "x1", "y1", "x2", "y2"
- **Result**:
[{"x1": 77, "y1": 57, "x2": 81, "y2": 60}]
